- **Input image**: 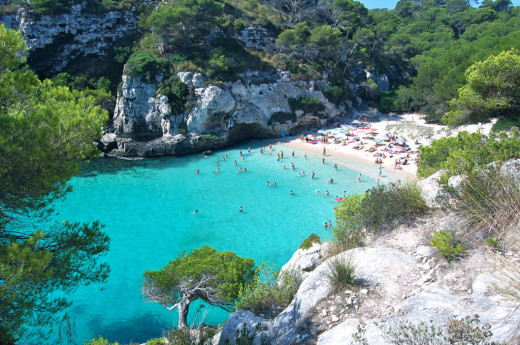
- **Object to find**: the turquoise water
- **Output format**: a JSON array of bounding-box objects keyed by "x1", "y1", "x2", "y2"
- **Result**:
[{"x1": 48, "y1": 140, "x2": 375, "y2": 344}]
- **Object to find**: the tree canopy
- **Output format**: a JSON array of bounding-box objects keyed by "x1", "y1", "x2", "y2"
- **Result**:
[
  {"x1": 0, "y1": 25, "x2": 110, "y2": 344},
  {"x1": 443, "y1": 49, "x2": 520, "y2": 127},
  {"x1": 142, "y1": 245, "x2": 257, "y2": 329}
]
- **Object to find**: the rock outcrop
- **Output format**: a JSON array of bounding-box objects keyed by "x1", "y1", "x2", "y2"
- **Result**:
[
  {"x1": 108, "y1": 70, "x2": 343, "y2": 157},
  {"x1": 218, "y1": 211, "x2": 519, "y2": 345},
  {"x1": 0, "y1": 2, "x2": 138, "y2": 76}
]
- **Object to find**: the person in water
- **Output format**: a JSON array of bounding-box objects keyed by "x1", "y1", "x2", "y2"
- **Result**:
[
  {"x1": 194, "y1": 169, "x2": 199, "y2": 174},
  {"x1": 290, "y1": 190, "x2": 294, "y2": 195},
  {"x1": 239, "y1": 206, "x2": 243, "y2": 212},
  {"x1": 193, "y1": 209, "x2": 199, "y2": 214}
]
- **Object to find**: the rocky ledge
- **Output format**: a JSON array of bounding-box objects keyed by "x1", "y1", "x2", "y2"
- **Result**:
[{"x1": 216, "y1": 210, "x2": 519, "y2": 344}]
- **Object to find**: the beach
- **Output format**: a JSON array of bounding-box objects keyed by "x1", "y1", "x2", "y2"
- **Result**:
[{"x1": 279, "y1": 112, "x2": 495, "y2": 183}]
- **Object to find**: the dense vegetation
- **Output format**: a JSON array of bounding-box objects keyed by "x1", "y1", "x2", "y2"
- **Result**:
[
  {"x1": 0, "y1": 25, "x2": 110, "y2": 344},
  {"x1": 8, "y1": 0, "x2": 518, "y2": 127}
]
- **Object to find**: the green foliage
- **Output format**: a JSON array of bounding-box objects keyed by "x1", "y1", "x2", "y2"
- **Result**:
[
  {"x1": 485, "y1": 237, "x2": 500, "y2": 250},
  {"x1": 372, "y1": 315, "x2": 501, "y2": 345},
  {"x1": 0, "y1": 25, "x2": 110, "y2": 344},
  {"x1": 158, "y1": 75, "x2": 190, "y2": 114},
  {"x1": 288, "y1": 95, "x2": 326, "y2": 114},
  {"x1": 360, "y1": 182, "x2": 428, "y2": 234},
  {"x1": 417, "y1": 129, "x2": 520, "y2": 179},
  {"x1": 167, "y1": 326, "x2": 216, "y2": 345},
  {"x1": 124, "y1": 51, "x2": 168, "y2": 81},
  {"x1": 429, "y1": 230, "x2": 467, "y2": 261},
  {"x1": 236, "y1": 263, "x2": 301, "y2": 315},
  {"x1": 143, "y1": 246, "x2": 256, "y2": 328},
  {"x1": 451, "y1": 165, "x2": 520, "y2": 246},
  {"x1": 299, "y1": 233, "x2": 321, "y2": 250},
  {"x1": 324, "y1": 256, "x2": 356, "y2": 291},
  {"x1": 332, "y1": 193, "x2": 366, "y2": 254},
  {"x1": 492, "y1": 116, "x2": 520, "y2": 132},
  {"x1": 95, "y1": 76, "x2": 112, "y2": 91},
  {"x1": 323, "y1": 86, "x2": 351, "y2": 106},
  {"x1": 145, "y1": 338, "x2": 166, "y2": 345},
  {"x1": 444, "y1": 49, "x2": 520, "y2": 127},
  {"x1": 83, "y1": 336, "x2": 119, "y2": 345},
  {"x1": 267, "y1": 111, "x2": 296, "y2": 125}
]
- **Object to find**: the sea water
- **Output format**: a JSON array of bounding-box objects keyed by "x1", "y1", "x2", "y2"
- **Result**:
[{"x1": 46, "y1": 140, "x2": 375, "y2": 344}]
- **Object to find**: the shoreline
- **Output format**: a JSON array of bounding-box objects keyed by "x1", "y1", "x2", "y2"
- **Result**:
[{"x1": 278, "y1": 137, "x2": 415, "y2": 183}]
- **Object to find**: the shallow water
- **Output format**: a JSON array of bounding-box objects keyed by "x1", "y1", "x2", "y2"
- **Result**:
[{"x1": 46, "y1": 140, "x2": 375, "y2": 344}]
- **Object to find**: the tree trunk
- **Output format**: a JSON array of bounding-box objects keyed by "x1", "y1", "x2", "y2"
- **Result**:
[{"x1": 177, "y1": 298, "x2": 191, "y2": 329}]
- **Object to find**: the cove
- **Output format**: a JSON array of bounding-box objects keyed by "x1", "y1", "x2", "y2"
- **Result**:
[{"x1": 47, "y1": 139, "x2": 375, "y2": 344}]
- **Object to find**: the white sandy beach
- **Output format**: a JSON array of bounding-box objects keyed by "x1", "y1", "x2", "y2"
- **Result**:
[{"x1": 279, "y1": 111, "x2": 494, "y2": 183}]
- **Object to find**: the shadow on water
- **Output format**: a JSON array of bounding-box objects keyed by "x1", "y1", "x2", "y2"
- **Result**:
[{"x1": 85, "y1": 312, "x2": 171, "y2": 344}]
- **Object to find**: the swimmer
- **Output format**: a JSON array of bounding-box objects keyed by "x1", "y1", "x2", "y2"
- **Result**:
[
  {"x1": 267, "y1": 181, "x2": 271, "y2": 186},
  {"x1": 281, "y1": 151, "x2": 284, "y2": 158},
  {"x1": 217, "y1": 168, "x2": 220, "y2": 173},
  {"x1": 239, "y1": 205, "x2": 243, "y2": 212},
  {"x1": 326, "y1": 191, "x2": 329, "y2": 196},
  {"x1": 234, "y1": 160, "x2": 237, "y2": 166},
  {"x1": 244, "y1": 168, "x2": 247, "y2": 172},
  {"x1": 283, "y1": 165, "x2": 287, "y2": 169},
  {"x1": 290, "y1": 190, "x2": 294, "y2": 195},
  {"x1": 343, "y1": 191, "x2": 346, "y2": 198},
  {"x1": 334, "y1": 164, "x2": 337, "y2": 170},
  {"x1": 248, "y1": 147, "x2": 251, "y2": 152},
  {"x1": 324, "y1": 222, "x2": 328, "y2": 228},
  {"x1": 328, "y1": 220, "x2": 332, "y2": 227},
  {"x1": 273, "y1": 182, "x2": 277, "y2": 186},
  {"x1": 304, "y1": 154, "x2": 307, "y2": 159},
  {"x1": 236, "y1": 169, "x2": 239, "y2": 173},
  {"x1": 317, "y1": 190, "x2": 321, "y2": 195},
  {"x1": 239, "y1": 151, "x2": 243, "y2": 157},
  {"x1": 328, "y1": 178, "x2": 333, "y2": 184},
  {"x1": 194, "y1": 169, "x2": 199, "y2": 174},
  {"x1": 312, "y1": 171, "x2": 315, "y2": 179},
  {"x1": 215, "y1": 162, "x2": 219, "y2": 166},
  {"x1": 292, "y1": 151, "x2": 295, "y2": 157},
  {"x1": 242, "y1": 156, "x2": 245, "y2": 161},
  {"x1": 358, "y1": 173, "x2": 362, "y2": 182},
  {"x1": 277, "y1": 153, "x2": 280, "y2": 161},
  {"x1": 291, "y1": 162, "x2": 295, "y2": 170},
  {"x1": 193, "y1": 209, "x2": 199, "y2": 214}
]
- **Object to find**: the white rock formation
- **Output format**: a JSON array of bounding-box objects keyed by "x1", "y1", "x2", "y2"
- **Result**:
[{"x1": 280, "y1": 242, "x2": 330, "y2": 280}]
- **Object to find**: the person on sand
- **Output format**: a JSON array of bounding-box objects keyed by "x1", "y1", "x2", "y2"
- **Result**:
[{"x1": 323, "y1": 147, "x2": 326, "y2": 156}]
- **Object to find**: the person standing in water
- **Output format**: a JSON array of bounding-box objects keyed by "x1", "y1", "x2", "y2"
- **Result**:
[{"x1": 239, "y1": 206, "x2": 243, "y2": 212}]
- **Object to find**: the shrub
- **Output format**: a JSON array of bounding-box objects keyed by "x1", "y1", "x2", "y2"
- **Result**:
[
  {"x1": 124, "y1": 51, "x2": 168, "y2": 81},
  {"x1": 485, "y1": 237, "x2": 500, "y2": 250},
  {"x1": 365, "y1": 315, "x2": 502, "y2": 345},
  {"x1": 331, "y1": 193, "x2": 365, "y2": 255},
  {"x1": 323, "y1": 86, "x2": 351, "y2": 106},
  {"x1": 492, "y1": 117, "x2": 520, "y2": 132},
  {"x1": 452, "y1": 166, "x2": 520, "y2": 245},
  {"x1": 236, "y1": 263, "x2": 302, "y2": 315},
  {"x1": 360, "y1": 182, "x2": 428, "y2": 234},
  {"x1": 167, "y1": 326, "x2": 216, "y2": 345},
  {"x1": 429, "y1": 230, "x2": 467, "y2": 261},
  {"x1": 83, "y1": 336, "x2": 118, "y2": 345},
  {"x1": 288, "y1": 95, "x2": 326, "y2": 114},
  {"x1": 299, "y1": 233, "x2": 321, "y2": 250},
  {"x1": 323, "y1": 255, "x2": 356, "y2": 291},
  {"x1": 146, "y1": 338, "x2": 166, "y2": 345}
]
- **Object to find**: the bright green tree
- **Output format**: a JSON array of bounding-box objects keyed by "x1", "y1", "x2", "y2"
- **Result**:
[
  {"x1": 444, "y1": 49, "x2": 520, "y2": 127},
  {"x1": 0, "y1": 25, "x2": 110, "y2": 344},
  {"x1": 142, "y1": 246, "x2": 256, "y2": 329}
]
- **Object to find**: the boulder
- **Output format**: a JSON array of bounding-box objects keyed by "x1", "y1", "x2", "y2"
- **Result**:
[
  {"x1": 280, "y1": 242, "x2": 329, "y2": 279},
  {"x1": 417, "y1": 170, "x2": 444, "y2": 208}
]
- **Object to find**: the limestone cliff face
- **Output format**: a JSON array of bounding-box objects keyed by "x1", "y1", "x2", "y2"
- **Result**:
[
  {"x1": 0, "y1": 2, "x2": 138, "y2": 76},
  {"x1": 108, "y1": 70, "x2": 343, "y2": 157}
]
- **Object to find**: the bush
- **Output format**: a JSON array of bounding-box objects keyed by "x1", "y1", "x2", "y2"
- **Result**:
[
  {"x1": 323, "y1": 255, "x2": 356, "y2": 291},
  {"x1": 362, "y1": 315, "x2": 503, "y2": 345},
  {"x1": 452, "y1": 166, "x2": 520, "y2": 245},
  {"x1": 331, "y1": 193, "x2": 366, "y2": 255},
  {"x1": 167, "y1": 326, "x2": 216, "y2": 345},
  {"x1": 83, "y1": 336, "x2": 118, "y2": 345},
  {"x1": 492, "y1": 116, "x2": 520, "y2": 132},
  {"x1": 429, "y1": 230, "x2": 467, "y2": 261},
  {"x1": 323, "y1": 86, "x2": 351, "y2": 106},
  {"x1": 418, "y1": 129, "x2": 520, "y2": 179},
  {"x1": 288, "y1": 95, "x2": 326, "y2": 114},
  {"x1": 124, "y1": 51, "x2": 168, "y2": 81},
  {"x1": 360, "y1": 182, "x2": 428, "y2": 234},
  {"x1": 299, "y1": 233, "x2": 321, "y2": 250},
  {"x1": 146, "y1": 338, "x2": 166, "y2": 345},
  {"x1": 236, "y1": 263, "x2": 302, "y2": 315}
]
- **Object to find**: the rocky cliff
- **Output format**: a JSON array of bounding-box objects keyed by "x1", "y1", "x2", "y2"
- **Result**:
[
  {"x1": 107, "y1": 69, "x2": 347, "y2": 157},
  {"x1": 0, "y1": 2, "x2": 138, "y2": 77},
  {"x1": 216, "y1": 210, "x2": 519, "y2": 345}
]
